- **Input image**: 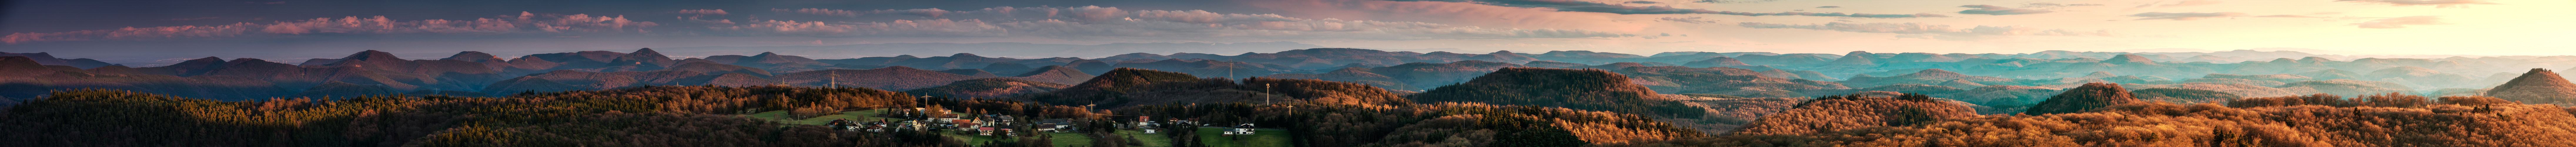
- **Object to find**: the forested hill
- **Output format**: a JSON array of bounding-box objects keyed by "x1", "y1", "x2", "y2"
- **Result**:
[{"x1": 0, "y1": 83, "x2": 1698, "y2": 146}]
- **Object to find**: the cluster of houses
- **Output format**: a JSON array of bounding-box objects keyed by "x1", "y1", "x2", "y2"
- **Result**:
[
  {"x1": 1126, "y1": 116, "x2": 1257, "y2": 136},
  {"x1": 823, "y1": 107, "x2": 1101, "y2": 137}
]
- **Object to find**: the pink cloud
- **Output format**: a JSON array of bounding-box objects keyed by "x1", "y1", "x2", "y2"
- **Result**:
[
  {"x1": 1737, "y1": 22, "x2": 2111, "y2": 40},
  {"x1": 162, "y1": 17, "x2": 222, "y2": 21},
  {"x1": 2135, "y1": 0, "x2": 2221, "y2": 8},
  {"x1": 2353, "y1": 16, "x2": 2450, "y2": 29},
  {"x1": 1237, "y1": 0, "x2": 1637, "y2": 31},
  {"x1": 2336, "y1": 0, "x2": 2499, "y2": 8},
  {"x1": 2128, "y1": 12, "x2": 2245, "y2": 20},
  {"x1": 705, "y1": 6, "x2": 1632, "y2": 40},
  {"x1": 1657, "y1": 17, "x2": 1717, "y2": 24},
  {"x1": 869, "y1": 8, "x2": 953, "y2": 17},
  {"x1": 773, "y1": 8, "x2": 860, "y2": 17},
  {"x1": 3, "y1": 12, "x2": 658, "y2": 44},
  {"x1": 676, "y1": 9, "x2": 729, "y2": 15}
]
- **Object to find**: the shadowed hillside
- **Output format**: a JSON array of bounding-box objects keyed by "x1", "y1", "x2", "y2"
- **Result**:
[
  {"x1": 1408, "y1": 67, "x2": 1708, "y2": 118},
  {"x1": 903, "y1": 78, "x2": 1069, "y2": 98},
  {"x1": 2023, "y1": 83, "x2": 2142, "y2": 115}
]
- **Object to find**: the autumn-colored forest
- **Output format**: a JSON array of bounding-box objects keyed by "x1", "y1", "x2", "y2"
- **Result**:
[{"x1": 13, "y1": 66, "x2": 2576, "y2": 147}]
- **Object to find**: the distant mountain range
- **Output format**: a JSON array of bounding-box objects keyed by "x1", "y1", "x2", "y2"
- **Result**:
[
  {"x1": 658, "y1": 41, "x2": 1330, "y2": 59},
  {"x1": 8, "y1": 47, "x2": 2576, "y2": 105},
  {"x1": 14, "y1": 46, "x2": 2576, "y2": 146}
]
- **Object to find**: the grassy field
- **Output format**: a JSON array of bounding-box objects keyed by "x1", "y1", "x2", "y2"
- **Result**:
[
  {"x1": 1116, "y1": 129, "x2": 1174, "y2": 147},
  {"x1": 1048, "y1": 132, "x2": 1095, "y2": 146},
  {"x1": 1194, "y1": 128, "x2": 1292, "y2": 147}
]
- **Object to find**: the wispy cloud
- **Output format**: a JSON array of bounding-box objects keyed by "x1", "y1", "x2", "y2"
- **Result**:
[
  {"x1": 1373, "y1": 0, "x2": 1944, "y2": 18},
  {"x1": 2136, "y1": 0, "x2": 2222, "y2": 8},
  {"x1": 675, "y1": 9, "x2": 729, "y2": 15},
  {"x1": 1737, "y1": 22, "x2": 2111, "y2": 40},
  {"x1": 2336, "y1": 0, "x2": 2498, "y2": 8},
  {"x1": 3, "y1": 12, "x2": 656, "y2": 44},
  {"x1": 773, "y1": 8, "x2": 860, "y2": 17},
  {"x1": 1691, "y1": 0, "x2": 1783, "y2": 3},
  {"x1": 161, "y1": 17, "x2": 222, "y2": 21},
  {"x1": 1956, "y1": 5, "x2": 2053, "y2": 15},
  {"x1": 2254, "y1": 15, "x2": 2325, "y2": 18},
  {"x1": 2128, "y1": 12, "x2": 2245, "y2": 20},
  {"x1": 1658, "y1": 17, "x2": 1717, "y2": 24},
  {"x1": 709, "y1": 6, "x2": 1635, "y2": 40},
  {"x1": 2353, "y1": 16, "x2": 2450, "y2": 29}
]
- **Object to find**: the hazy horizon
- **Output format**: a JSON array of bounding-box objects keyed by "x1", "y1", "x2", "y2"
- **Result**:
[{"x1": 7, "y1": 0, "x2": 2572, "y2": 59}]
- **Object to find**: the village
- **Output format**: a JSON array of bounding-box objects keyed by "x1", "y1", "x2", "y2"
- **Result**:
[{"x1": 743, "y1": 104, "x2": 1293, "y2": 147}]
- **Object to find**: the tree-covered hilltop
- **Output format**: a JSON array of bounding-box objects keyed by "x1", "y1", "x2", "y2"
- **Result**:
[
  {"x1": 0, "y1": 86, "x2": 964, "y2": 146},
  {"x1": 1661, "y1": 90, "x2": 2576, "y2": 147},
  {"x1": 1123, "y1": 102, "x2": 1706, "y2": 146},
  {"x1": 1409, "y1": 67, "x2": 1709, "y2": 119},
  {"x1": 0, "y1": 83, "x2": 1707, "y2": 147},
  {"x1": 1017, "y1": 68, "x2": 1412, "y2": 109}
]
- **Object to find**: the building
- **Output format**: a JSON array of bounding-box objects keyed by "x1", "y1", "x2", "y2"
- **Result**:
[
  {"x1": 828, "y1": 119, "x2": 857, "y2": 131},
  {"x1": 952, "y1": 119, "x2": 980, "y2": 131},
  {"x1": 1037, "y1": 119, "x2": 1075, "y2": 132},
  {"x1": 1135, "y1": 116, "x2": 1153, "y2": 128},
  {"x1": 977, "y1": 127, "x2": 997, "y2": 135},
  {"x1": 934, "y1": 114, "x2": 961, "y2": 122},
  {"x1": 992, "y1": 115, "x2": 1017, "y2": 126},
  {"x1": 863, "y1": 121, "x2": 888, "y2": 132},
  {"x1": 1231, "y1": 123, "x2": 1257, "y2": 135}
]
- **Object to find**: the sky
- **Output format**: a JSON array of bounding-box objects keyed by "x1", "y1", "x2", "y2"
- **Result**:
[{"x1": 3, "y1": 0, "x2": 2572, "y2": 60}]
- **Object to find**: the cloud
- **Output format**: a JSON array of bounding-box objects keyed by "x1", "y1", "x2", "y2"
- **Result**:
[
  {"x1": 1375, "y1": 0, "x2": 1725, "y2": 14},
  {"x1": 707, "y1": 6, "x2": 1633, "y2": 40},
  {"x1": 680, "y1": 16, "x2": 737, "y2": 25},
  {"x1": 1625, "y1": 1, "x2": 1658, "y2": 4},
  {"x1": 2353, "y1": 16, "x2": 2450, "y2": 29},
  {"x1": 1717, "y1": 11, "x2": 1947, "y2": 18},
  {"x1": 1736, "y1": 22, "x2": 2110, "y2": 40},
  {"x1": 676, "y1": 9, "x2": 729, "y2": 15},
  {"x1": 1374, "y1": 0, "x2": 1944, "y2": 18},
  {"x1": 1691, "y1": 0, "x2": 1782, "y2": 3},
  {"x1": 2335, "y1": 0, "x2": 2499, "y2": 8},
  {"x1": 773, "y1": 8, "x2": 860, "y2": 17},
  {"x1": 2128, "y1": 12, "x2": 2245, "y2": 20},
  {"x1": 162, "y1": 17, "x2": 222, "y2": 21},
  {"x1": 3, "y1": 12, "x2": 657, "y2": 44},
  {"x1": 2255, "y1": 15, "x2": 2325, "y2": 18},
  {"x1": 2027, "y1": 3, "x2": 2104, "y2": 8},
  {"x1": 1956, "y1": 5, "x2": 2053, "y2": 15},
  {"x1": 1816, "y1": 6, "x2": 1841, "y2": 8},
  {"x1": 1657, "y1": 17, "x2": 1717, "y2": 24},
  {"x1": 2136, "y1": 0, "x2": 2222, "y2": 8},
  {"x1": 869, "y1": 8, "x2": 955, "y2": 17}
]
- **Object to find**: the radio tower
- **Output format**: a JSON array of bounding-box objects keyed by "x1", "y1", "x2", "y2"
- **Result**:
[
  {"x1": 1265, "y1": 84, "x2": 1272, "y2": 106},
  {"x1": 827, "y1": 73, "x2": 840, "y2": 88}
]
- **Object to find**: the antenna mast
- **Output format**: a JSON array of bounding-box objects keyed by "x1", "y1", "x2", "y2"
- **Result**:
[
  {"x1": 827, "y1": 73, "x2": 841, "y2": 88},
  {"x1": 1265, "y1": 84, "x2": 1272, "y2": 106}
]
